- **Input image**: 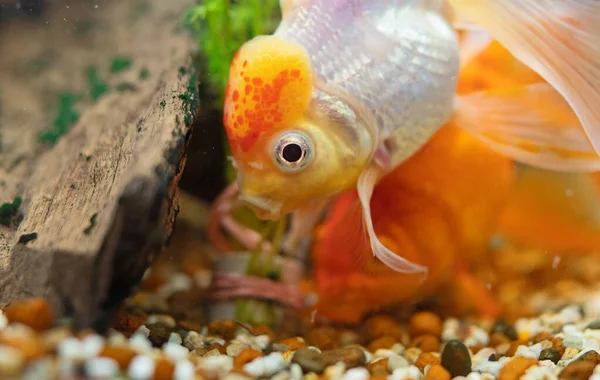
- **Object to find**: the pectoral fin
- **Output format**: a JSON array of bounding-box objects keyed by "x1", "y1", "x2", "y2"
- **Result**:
[{"x1": 356, "y1": 165, "x2": 429, "y2": 276}]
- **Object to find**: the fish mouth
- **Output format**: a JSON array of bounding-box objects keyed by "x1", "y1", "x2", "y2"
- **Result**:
[{"x1": 238, "y1": 193, "x2": 283, "y2": 221}]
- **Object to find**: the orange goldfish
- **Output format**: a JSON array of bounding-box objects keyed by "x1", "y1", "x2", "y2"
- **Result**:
[{"x1": 218, "y1": 0, "x2": 600, "y2": 279}]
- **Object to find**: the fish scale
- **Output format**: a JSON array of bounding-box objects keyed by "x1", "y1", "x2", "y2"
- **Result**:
[{"x1": 275, "y1": 0, "x2": 460, "y2": 167}]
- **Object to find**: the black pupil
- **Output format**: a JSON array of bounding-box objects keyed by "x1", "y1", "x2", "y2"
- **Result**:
[{"x1": 282, "y1": 143, "x2": 303, "y2": 163}]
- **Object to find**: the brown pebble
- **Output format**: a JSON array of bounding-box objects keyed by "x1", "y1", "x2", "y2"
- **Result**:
[
  {"x1": 359, "y1": 315, "x2": 405, "y2": 344},
  {"x1": 409, "y1": 312, "x2": 442, "y2": 338},
  {"x1": 490, "y1": 319, "x2": 518, "y2": 341},
  {"x1": 153, "y1": 357, "x2": 175, "y2": 380},
  {"x1": 234, "y1": 348, "x2": 264, "y2": 369},
  {"x1": 100, "y1": 346, "x2": 137, "y2": 370},
  {"x1": 490, "y1": 332, "x2": 512, "y2": 347},
  {"x1": 307, "y1": 327, "x2": 338, "y2": 351},
  {"x1": 559, "y1": 360, "x2": 595, "y2": 380},
  {"x1": 0, "y1": 335, "x2": 46, "y2": 361},
  {"x1": 498, "y1": 357, "x2": 538, "y2": 380},
  {"x1": 367, "y1": 336, "x2": 397, "y2": 352},
  {"x1": 415, "y1": 352, "x2": 441, "y2": 373},
  {"x1": 322, "y1": 346, "x2": 367, "y2": 369},
  {"x1": 366, "y1": 358, "x2": 389, "y2": 375},
  {"x1": 424, "y1": 364, "x2": 451, "y2": 380},
  {"x1": 533, "y1": 332, "x2": 552, "y2": 343},
  {"x1": 280, "y1": 337, "x2": 307, "y2": 351},
  {"x1": 207, "y1": 320, "x2": 237, "y2": 340},
  {"x1": 112, "y1": 308, "x2": 146, "y2": 338},
  {"x1": 196, "y1": 344, "x2": 225, "y2": 356},
  {"x1": 410, "y1": 335, "x2": 440, "y2": 353},
  {"x1": 441, "y1": 340, "x2": 471, "y2": 378},
  {"x1": 3, "y1": 298, "x2": 53, "y2": 332}
]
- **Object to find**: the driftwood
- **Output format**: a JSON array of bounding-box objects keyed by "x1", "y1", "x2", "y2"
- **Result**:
[{"x1": 0, "y1": 0, "x2": 199, "y2": 331}]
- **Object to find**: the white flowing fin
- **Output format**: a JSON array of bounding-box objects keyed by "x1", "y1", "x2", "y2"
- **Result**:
[
  {"x1": 449, "y1": 0, "x2": 600, "y2": 155},
  {"x1": 457, "y1": 27, "x2": 493, "y2": 71},
  {"x1": 453, "y1": 83, "x2": 600, "y2": 172},
  {"x1": 356, "y1": 165, "x2": 429, "y2": 276}
]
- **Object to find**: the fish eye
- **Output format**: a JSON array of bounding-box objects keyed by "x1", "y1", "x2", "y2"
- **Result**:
[{"x1": 272, "y1": 131, "x2": 313, "y2": 172}]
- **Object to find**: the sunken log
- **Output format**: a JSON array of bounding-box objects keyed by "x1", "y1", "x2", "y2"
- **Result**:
[{"x1": 0, "y1": 0, "x2": 199, "y2": 331}]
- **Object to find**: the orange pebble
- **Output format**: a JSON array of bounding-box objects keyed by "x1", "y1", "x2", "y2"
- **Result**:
[
  {"x1": 99, "y1": 346, "x2": 137, "y2": 370},
  {"x1": 234, "y1": 348, "x2": 264, "y2": 368},
  {"x1": 280, "y1": 337, "x2": 307, "y2": 350},
  {"x1": 409, "y1": 312, "x2": 443, "y2": 338},
  {"x1": 0, "y1": 335, "x2": 46, "y2": 361},
  {"x1": 368, "y1": 336, "x2": 397, "y2": 352},
  {"x1": 367, "y1": 358, "x2": 389, "y2": 375},
  {"x1": 498, "y1": 357, "x2": 538, "y2": 380},
  {"x1": 415, "y1": 352, "x2": 441, "y2": 373},
  {"x1": 3, "y1": 298, "x2": 54, "y2": 332},
  {"x1": 424, "y1": 364, "x2": 451, "y2": 380},
  {"x1": 410, "y1": 335, "x2": 440, "y2": 353},
  {"x1": 154, "y1": 358, "x2": 175, "y2": 380},
  {"x1": 252, "y1": 325, "x2": 275, "y2": 341}
]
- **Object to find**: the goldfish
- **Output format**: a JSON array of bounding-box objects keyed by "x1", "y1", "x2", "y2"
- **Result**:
[
  {"x1": 220, "y1": 0, "x2": 600, "y2": 277},
  {"x1": 309, "y1": 121, "x2": 514, "y2": 322}
]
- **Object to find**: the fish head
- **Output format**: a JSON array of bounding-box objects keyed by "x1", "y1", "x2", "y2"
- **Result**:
[{"x1": 224, "y1": 35, "x2": 374, "y2": 220}]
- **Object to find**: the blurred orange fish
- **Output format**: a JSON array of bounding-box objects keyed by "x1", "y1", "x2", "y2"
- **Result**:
[{"x1": 308, "y1": 34, "x2": 600, "y2": 323}]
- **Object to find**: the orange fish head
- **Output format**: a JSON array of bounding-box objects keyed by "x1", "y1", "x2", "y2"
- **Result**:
[{"x1": 223, "y1": 35, "x2": 374, "y2": 220}]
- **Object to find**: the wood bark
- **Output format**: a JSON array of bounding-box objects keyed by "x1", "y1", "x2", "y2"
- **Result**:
[{"x1": 0, "y1": 0, "x2": 199, "y2": 331}]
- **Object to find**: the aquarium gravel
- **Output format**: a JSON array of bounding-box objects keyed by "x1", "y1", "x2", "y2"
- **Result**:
[{"x1": 3, "y1": 295, "x2": 600, "y2": 379}]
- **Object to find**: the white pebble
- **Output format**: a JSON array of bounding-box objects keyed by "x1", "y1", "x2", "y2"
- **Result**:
[
  {"x1": 174, "y1": 360, "x2": 195, "y2": 380},
  {"x1": 472, "y1": 347, "x2": 496, "y2": 366},
  {"x1": 515, "y1": 345, "x2": 540, "y2": 359},
  {"x1": 184, "y1": 331, "x2": 204, "y2": 350},
  {"x1": 82, "y1": 334, "x2": 105, "y2": 358},
  {"x1": 325, "y1": 362, "x2": 346, "y2": 380},
  {"x1": 84, "y1": 357, "x2": 119, "y2": 378},
  {"x1": 466, "y1": 373, "x2": 482, "y2": 380},
  {"x1": 58, "y1": 337, "x2": 84, "y2": 361},
  {"x1": 134, "y1": 325, "x2": 151, "y2": 338},
  {"x1": 158, "y1": 273, "x2": 192, "y2": 297},
  {"x1": 244, "y1": 352, "x2": 286, "y2": 377},
  {"x1": 563, "y1": 332, "x2": 585, "y2": 350},
  {"x1": 0, "y1": 345, "x2": 24, "y2": 374},
  {"x1": 147, "y1": 315, "x2": 177, "y2": 329},
  {"x1": 464, "y1": 325, "x2": 490, "y2": 347},
  {"x1": 129, "y1": 333, "x2": 153, "y2": 353},
  {"x1": 290, "y1": 363, "x2": 303, "y2": 380},
  {"x1": 226, "y1": 342, "x2": 249, "y2": 357},
  {"x1": 373, "y1": 348, "x2": 395, "y2": 359},
  {"x1": 522, "y1": 365, "x2": 558, "y2": 380},
  {"x1": 128, "y1": 355, "x2": 155, "y2": 379},
  {"x1": 480, "y1": 373, "x2": 496, "y2": 380},
  {"x1": 561, "y1": 347, "x2": 579, "y2": 360},
  {"x1": 0, "y1": 311, "x2": 8, "y2": 330},
  {"x1": 168, "y1": 332, "x2": 183, "y2": 345},
  {"x1": 585, "y1": 339, "x2": 600, "y2": 352},
  {"x1": 163, "y1": 342, "x2": 189, "y2": 361},
  {"x1": 590, "y1": 375, "x2": 600, "y2": 380},
  {"x1": 200, "y1": 355, "x2": 233, "y2": 375},
  {"x1": 390, "y1": 365, "x2": 423, "y2": 380},
  {"x1": 107, "y1": 330, "x2": 127, "y2": 345},
  {"x1": 253, "y1": 335, "x2": 271, "y2": 350},
  {"x1": 442, "y1": 318, "x2": 460, "y2": 341},
  {"x1": 391, "y1": 343, "x2": 405, "y2": 355},
  {"x1": 342, "y1": 367, "x2": 369, "y2": 380},
  {"x1": 387, "y1": 354, "x2": 409, "y2": 372},
  {"x1": 473, "y1": 359, "x2": 505, "y2": 377},
  {"x1": 594, "y1": 363, "x2": 600, "y2": 374}
]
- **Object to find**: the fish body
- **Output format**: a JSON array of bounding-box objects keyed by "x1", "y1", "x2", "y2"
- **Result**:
[{"x1": 223, "y1": 0, "x2": 600, "y2": 275}]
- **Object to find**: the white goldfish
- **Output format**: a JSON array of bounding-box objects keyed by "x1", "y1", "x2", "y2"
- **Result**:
[{"x1": 217, "y1": 0, "x2": 600, "y2": 276}]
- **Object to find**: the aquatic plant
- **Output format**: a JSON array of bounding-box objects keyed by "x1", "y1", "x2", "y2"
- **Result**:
[
  {"x1": 184, "y1": 0, "x2": 287, "y2": 324},
  {"x1": 183, "y1": 0, "x2": 281, "y2": 106}
]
